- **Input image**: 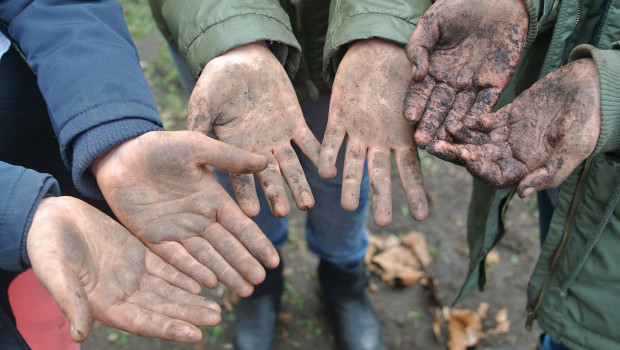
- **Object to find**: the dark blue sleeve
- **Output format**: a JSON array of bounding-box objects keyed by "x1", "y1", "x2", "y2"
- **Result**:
[
  {"x1": 0, "y1": 0, "x2": 164, "y2": 198},
  {"x1": 0, "y1": 162, "x2": 60, "y2": 272}
]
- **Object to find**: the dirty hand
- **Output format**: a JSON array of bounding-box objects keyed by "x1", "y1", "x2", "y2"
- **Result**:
[
  {"x1": 27, "y1": 196, "x2": 221, "y2": 343},
  {"x1": 91, "y1": 131, "x2": 279, "y2": 297},
  {"x1": 426, "y1": 58, "x2": 601, "y2": 197},
  {"x1": 404, "y1": 0, "x2": 528, "y2": 147},
  {"x1": 187, "y1": 42, "x2": 322, "y2": 218},
  {"x1": 319, "y1": 39, "x2": 428, "y2": 226}
]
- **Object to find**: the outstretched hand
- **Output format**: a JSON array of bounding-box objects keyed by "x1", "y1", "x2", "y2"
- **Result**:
[
  {"x1": 27, "y1": 196, "x2": 221, "y2": 343},
  {"x1": 319, "y1": 39, "x2": 428, "y2": 226},
  {"x1": 404, "y1": 0, "x2": 528, "y2": 147},
  {"x1": 91, "y1": 131, "x2": 279, "y2": 297},
  {"x1": 187, "y1": 42, "x2": 322, "y2": 218},
  {"x1": 426, "y1": 58, "x2": 601, "y2": 197}
]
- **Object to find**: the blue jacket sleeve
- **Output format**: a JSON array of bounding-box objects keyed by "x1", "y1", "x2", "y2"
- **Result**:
[
  {"x1": 0, "y1": 0, "x2": 164, "y2": 199},
  {"x1": 0, "y1": 162, "x2": 60, "y2": 272}
]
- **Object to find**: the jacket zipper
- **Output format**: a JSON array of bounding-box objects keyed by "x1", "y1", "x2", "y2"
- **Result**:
[
  {"x1": 525, "y1": 158, "x2": 592, "y2": 330},
  {"x1": 575, "y1": 0, "x2": 583, "y2": 27}
]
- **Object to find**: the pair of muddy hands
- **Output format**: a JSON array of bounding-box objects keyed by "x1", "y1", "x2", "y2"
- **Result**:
[
  {"x1": 405, "y1": 0, "x2": 600, "y2": 197},
  {"x1": 188, "y1": 40, "x2": 428, "y2": 227},
  {"x1": 28, "y1": 131, "x2": 279, "y2": 343}
]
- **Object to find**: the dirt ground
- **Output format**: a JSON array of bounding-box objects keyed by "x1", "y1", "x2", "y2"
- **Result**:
[{"x1": 83, "y1": 8, "x2": 543, "y2": 350}]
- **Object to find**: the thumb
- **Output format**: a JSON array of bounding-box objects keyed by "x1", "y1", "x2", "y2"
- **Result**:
[
  {"x1": 32, "y1": 260, "x2": 92, "y2": 342},
  {"x1": 406, "y1": 15, "x2": 438, "y2": 82},
  {"x1": 187, "y1": 132, "x2": 268, "y2": 173}
]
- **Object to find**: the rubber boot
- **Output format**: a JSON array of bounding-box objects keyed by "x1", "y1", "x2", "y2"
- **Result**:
[
  {"x1": 233, "y1": 261, "x2": 284, "y2": 350},
  {"x1": 318, "y1": 259, "x2": 384, "y2": 350}
]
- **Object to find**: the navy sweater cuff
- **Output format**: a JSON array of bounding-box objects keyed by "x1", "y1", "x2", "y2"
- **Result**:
[{"x1": 72, "y1": 118, "x2": 164, "y2": 199}]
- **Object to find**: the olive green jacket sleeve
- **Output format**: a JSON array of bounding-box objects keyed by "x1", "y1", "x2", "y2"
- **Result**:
[
  {"x1": 149, "y1": 0, "x2": 301, "y2": 78},
  {"x1": 322, "y1": 0, "x2": 431, "y2": 84},
  {"x1": 570, "y1": 43, "x2": 620, "y2": 159}
]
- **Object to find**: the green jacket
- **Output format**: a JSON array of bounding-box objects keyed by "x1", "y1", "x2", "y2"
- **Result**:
[
  {"x1": 148, "y1": 0, "x2": 431, "y2": 100},
  {"x1": 458, "y1": 1, "x2": 620, "y2": 349}
]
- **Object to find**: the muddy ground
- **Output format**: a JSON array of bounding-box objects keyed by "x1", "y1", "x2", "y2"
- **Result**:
[{"x1": 83, "y1": 11, "x2": 543, "y2": 350}]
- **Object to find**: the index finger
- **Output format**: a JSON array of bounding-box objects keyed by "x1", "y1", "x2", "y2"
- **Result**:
[{"x1": 406, "y1": 14, "x2": 439, "y2": 81}]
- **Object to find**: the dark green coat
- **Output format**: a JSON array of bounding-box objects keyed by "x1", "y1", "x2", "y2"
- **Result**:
[
  {"x1": 459, "y1": 1, "x2": 620, "y2": 349},
  {"x1": 148, "y1": 0, "x2": 431, "y2": 99}
]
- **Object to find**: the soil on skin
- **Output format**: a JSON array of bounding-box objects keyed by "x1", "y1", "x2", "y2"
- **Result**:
[{"x1": 82, "y1": 23, "x2": 543, "y2": 350}]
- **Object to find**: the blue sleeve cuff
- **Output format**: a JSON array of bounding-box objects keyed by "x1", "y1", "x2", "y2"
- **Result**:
[
  {"x1": 0, "y1": 162, "x2": 60, "y2": 271},
  {"x1": 20, "y1": 177, "x2": 60, "y2": 268},
  {"x1": 72, "y1": 118, "x2": 164, "y2": 199}
]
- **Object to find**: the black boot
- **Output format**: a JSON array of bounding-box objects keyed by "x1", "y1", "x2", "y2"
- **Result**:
[
  {"x1": 233, "y1": 261, "x2": 284, "y2": 350},
  {"x1": 318, "y1": 259, "x2": 384, "y2": 350}
]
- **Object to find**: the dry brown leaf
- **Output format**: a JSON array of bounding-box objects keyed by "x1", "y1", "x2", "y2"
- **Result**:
[
  {"x1": 372, "y1": 246, "x2": 424, "y2": 286},
  {"x1": 448, "y1": 309, "x2": 483, "y2": 350},
  {"x1": 402, "y1": 231, "x2": 433, "y2": 267},
  {"x1": 477, "y1": 302, "x2": 489, "y2": 319},
  {"x1": 384, "y1": 234, "x2": 401, "y2": 250},
  {"x1": 433, "y1": 308, "x2": 444, "y2": 343},
  {"x1": 368, "y1": 280, "x2": 379, "y2": 293},
  {"x1": 485, "y1": 250, "x2": 501, "y2": 267},
  {"x1": 367, "y1": 264, "x2": 384, "y2": 277},
  {"x1": 277, "y1": 313, "x2": 294, "y2": 324},
  {"x1": 364, "y1": 243, "x2": 378, "y2": 266},
  {"x1": 455, "y1": 246, "x2": 468, "y2": 256},
  {"x1": 426, "y1": 189, "x2": 437, "y2": 209},
  {"x1": 368, "y1": 233, "x2": 399, "y2": 251},
  {"x1": 222, "y1": 292, "x2": 240, "y2": 313},
  {"x1": 488, "y1": 308, "x2": 510, "y2": 335},
  {"x1": 421, "y1": 277, "x2": 442, "y2": 307},
  {"x1": 369, "y1": 234, "x2": 384, "y2": 250}
]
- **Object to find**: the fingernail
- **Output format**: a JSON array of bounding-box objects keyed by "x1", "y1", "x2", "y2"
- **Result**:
[
  {"x1": 521, "y1": 187, "x2": 535, "y2": 197},
  {"x1": 300, "y1": 191, "x2": 314, "y2": 209}
]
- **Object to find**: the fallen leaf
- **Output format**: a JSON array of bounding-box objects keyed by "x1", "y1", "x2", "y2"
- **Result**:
[
  {"x1": 384, "y1": 234, "x2": 401, "y2": 250},
  {"x1": 369, "y1": 234, "x2": 384, "y2": 250},
  {"x1": 426, "y1": 189, "x2": 437, "y2": 209},
  {"x1": 277, "y1": 313, "x2": 294, "y2": 324},
  {"x1": 448, "y1": 309, "x2": 483, "y2": 350},
  {"x1": 364, "y1": 243, "x2": 378, "y2": 267},
  {"x1": 455, "y1": 247, "x2": 468, "y2": 256},
  {"x1": 432, "y1": 308, "x2": 444, "y2": 343},
  {"x1": 477, "y1": 302, "x2": 489, "y2": 319},
  {"x1": 368, "y1": 280, "x2": 379, "y2": 293},
  {"x1": 222, "y1": 292, "x2": 240, "y2": 313},
  {"x1": 488, "y1": 308, "x2": 510, "y2": 335},
  {"x1": 368, "y1": 233, "x2": 399, "y2": 251},
  {"x1": 372, "y1": 246, "x2": 424, "y2": 286},
  {"x1": 421, "y1": 277, "x2": 442, "y2": 307},
  {"x1": 485, "y1": 250, "x2": 500, "y2": 267},
  {"x1": 402, "y1": 231, "x2": 433, "y2": 267}
]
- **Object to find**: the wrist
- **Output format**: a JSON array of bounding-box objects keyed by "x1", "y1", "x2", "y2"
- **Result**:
[
  {"x1": 214, "y1": 41, "x2": 271, "y2": 61},
  {"x1": 89, "y1": 135, "x2": 138, "y2": 184}
]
